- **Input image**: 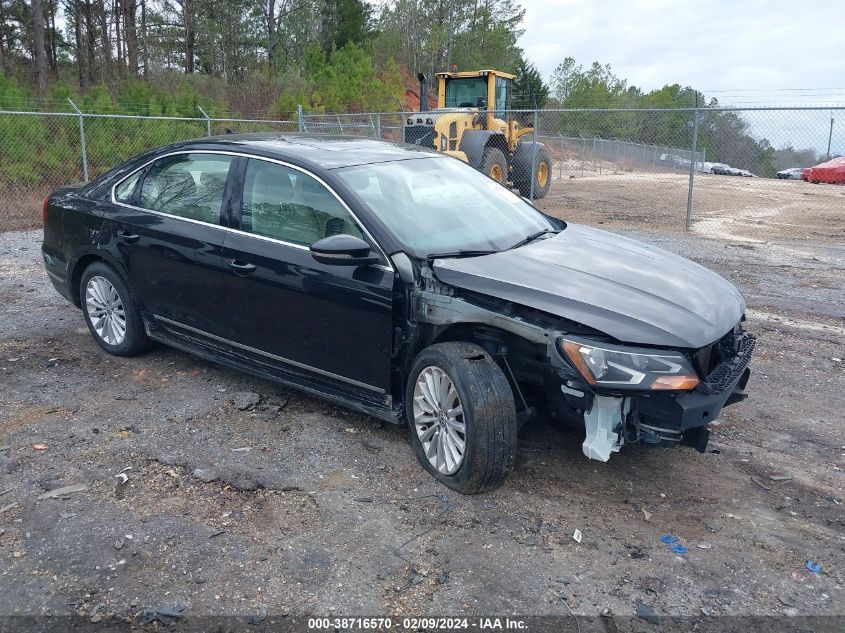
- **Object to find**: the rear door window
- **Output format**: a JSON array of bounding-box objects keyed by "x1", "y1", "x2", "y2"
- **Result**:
[{"x1": 139, "y1": 154, "x2": 233, "y2": 225}]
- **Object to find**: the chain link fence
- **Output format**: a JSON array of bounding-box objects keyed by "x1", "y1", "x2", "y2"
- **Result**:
[
  {"x1": 1, "y1": 104, "x2": 841, "y2": 232},
  {"x1": 303, "y1": 106, "x2": 843, "y2": 232},
  {"x1": 0, "y1": 106, "x2": 297, "y2": 231}
]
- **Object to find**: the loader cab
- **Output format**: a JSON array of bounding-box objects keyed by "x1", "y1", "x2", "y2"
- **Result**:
[{"x1": 436, "y1": 70, "x2": 515, "y2": 123}]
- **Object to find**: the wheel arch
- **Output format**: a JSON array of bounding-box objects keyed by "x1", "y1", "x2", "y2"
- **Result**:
[
  {"x1": 68, "y1": 249, "x2": 144, "y2": 312},
  {"x1": 459, "y1": 130, "x2": 508, "y2": 169},
  {"x1": 511, "y1": 141, "x2": 548, "y2": 177},
  {"x1": 411, "y1": 321, "x2": 543, "y2": 384}
]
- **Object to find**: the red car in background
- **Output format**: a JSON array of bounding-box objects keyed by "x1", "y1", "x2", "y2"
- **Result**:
[{"x1": 802, "y1": 157, "x2": 845, "y2": 184}]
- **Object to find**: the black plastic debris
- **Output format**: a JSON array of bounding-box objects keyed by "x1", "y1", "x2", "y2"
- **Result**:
[{"x1": 140, "y1": 604, "x2": 186, "y2": 625}]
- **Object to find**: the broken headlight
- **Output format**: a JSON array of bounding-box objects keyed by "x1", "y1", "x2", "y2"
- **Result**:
[{"x1": 559, "y1": 337, "x2": 700, "y2": 391}]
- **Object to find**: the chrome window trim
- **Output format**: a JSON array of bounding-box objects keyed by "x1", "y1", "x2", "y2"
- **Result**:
[
  {"x1": 154, "y1": 315, "x2": 385, "y2": 394},
  {"x1": 109, "y1": 149, "x2": 394, "y2": 271}
]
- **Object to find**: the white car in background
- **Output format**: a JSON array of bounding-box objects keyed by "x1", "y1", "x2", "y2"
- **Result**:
[{"x1": 777, "y1": 167, "x2": 804, "y2": 180}]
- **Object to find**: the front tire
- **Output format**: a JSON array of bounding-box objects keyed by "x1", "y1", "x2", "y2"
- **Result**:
[
  {"x1": 480, "y1": 147, "x2": 508, "y2": 184},
  {"x1": 80, "y1": 261, "x2": 148, "y2": 357},
  {"x1": 406, "y1": 342, "x2": 517, "y2": 494}
]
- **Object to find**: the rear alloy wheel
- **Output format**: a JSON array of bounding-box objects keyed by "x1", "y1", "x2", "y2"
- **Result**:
[
  {"x1": 86, "y1": 276, "x2": 126, "y2": 346},
  {"x1": 480, "y1": 147, "x2": 508, "y2": 185},
  {"x1": 407, "y1": 342, "x2": 517, "y2": 494},
  {"x1": 80, "y1": 261, "x2": 148, "y2": 357}
]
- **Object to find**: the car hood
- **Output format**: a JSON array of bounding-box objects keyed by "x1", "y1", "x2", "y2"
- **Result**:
[{"x1": 432, "y1": 224, "x2": 745, "y2": 348}]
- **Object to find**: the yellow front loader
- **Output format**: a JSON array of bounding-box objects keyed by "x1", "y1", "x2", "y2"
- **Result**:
[{"x1": 403, "y1": 69, "x2": 552, "y2": 199}]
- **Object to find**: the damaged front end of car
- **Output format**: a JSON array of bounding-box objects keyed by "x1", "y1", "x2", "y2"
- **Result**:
[
  {"x1": 548, "y1": 327, "x2": 755, "y2": 461},
  {"x1": 410, "y1": 262, "x2": 755, "y2": 462}
]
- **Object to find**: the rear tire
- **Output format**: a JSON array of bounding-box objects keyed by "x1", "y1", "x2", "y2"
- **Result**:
[
  {"x1": 514, "y1": 146, "x2": 552, "y2": 199},
  {"x1": 406, "y1": 342, "x2": 517, "y2": 494},
  {"x1": 480, "y1": 147, "x2": 508, "y2": 184},
  {"x1": 79, "y1": 261, "x2": 148, "y2": 357}
]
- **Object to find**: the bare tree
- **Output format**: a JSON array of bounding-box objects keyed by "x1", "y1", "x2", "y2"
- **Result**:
[
  {"x1": 140, "y1": 0, "x2": 147, "y2": 75},
  {"x1": 47, "y1": 0, "x2": 59, "y2": 77},
  {"x1": 83, "y1": 1, "x2": 97, "y2": 85},
  {"x1": 114, "y1": 0, "x2": 123, "y2": 72},
  {"x1": 173, "y1": 0, "x2": 196, "y2": 73},
  {"x1": 69, "y1": 1, "x2": 90, "y2": 88},
  {"x1": 0, "y1": 0, "x2": 7, "y2": 77},
  {"x1": 32, "y1": 0, "x2": 48, "y2": 93},
  {"x1": 99, "y1": 0, "x2": 112, "y2": 80},
  {"x1": 123, "y1": 0, "x2": 138, "y2": 74},
  {"x1": 259, "y1": 0, "x2": 309, "y2": 74}
]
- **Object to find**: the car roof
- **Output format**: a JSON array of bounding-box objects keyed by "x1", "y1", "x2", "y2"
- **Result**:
[{"x1": 175, "y1": 133, "x2": 439, "y2": 170}]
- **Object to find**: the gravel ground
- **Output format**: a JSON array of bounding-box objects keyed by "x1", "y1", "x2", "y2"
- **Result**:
[
  {"x1": 1, "y1": 190, "x2": 844, "y2": 628},
  {"x1": 537, "y1": 168, "x2": 845, "y2": 242}
]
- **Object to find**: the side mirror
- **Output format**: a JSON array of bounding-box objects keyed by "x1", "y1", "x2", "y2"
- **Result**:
[{"x1": 310, "y1": 234, "x2": 380, "y2": 267}]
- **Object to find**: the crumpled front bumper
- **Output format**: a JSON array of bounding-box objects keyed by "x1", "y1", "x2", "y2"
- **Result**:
[
  {"x1": 560, "y1": 330, "x2": 756, "y2": 461},
  {"x1": 635, "y1": 331, "x2": 755, "y2": 434}
]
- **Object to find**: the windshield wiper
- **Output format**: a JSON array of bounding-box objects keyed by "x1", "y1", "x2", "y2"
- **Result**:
[
  {"x1": 425, "y1": 249, "x2": 498, "y2": 260},
  {"x1": 509, "y1": 228, "x2": 560, "y2": 250}
]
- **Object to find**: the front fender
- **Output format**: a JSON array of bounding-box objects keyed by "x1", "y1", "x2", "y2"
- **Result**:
[{"x1": 458, "y1": 130, "x2": 504, "y2": 168}]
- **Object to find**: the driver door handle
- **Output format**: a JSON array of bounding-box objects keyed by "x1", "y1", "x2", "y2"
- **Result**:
[
  {"x1": 118, "y1": 230, "x2": 140, "y2": 243},
  {"x1": 229, "y1": 259, "x2": 257, "y2": 274}
]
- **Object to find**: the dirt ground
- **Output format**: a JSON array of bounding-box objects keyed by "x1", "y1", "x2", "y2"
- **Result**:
[
  {"x1": 1, "y1": 175, "x2": 844, "y2": 629},
  {"x1": 538, "y1": 168, "x2": 845, "y2": 245}
]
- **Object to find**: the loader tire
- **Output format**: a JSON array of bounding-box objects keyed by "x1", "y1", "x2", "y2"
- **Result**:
[
  {"x1": 514, "y1": 146, "x2": 552, "y2": 200},
  {"x1": 480, "y1": 148, "x2": 508, "y2": 184}
]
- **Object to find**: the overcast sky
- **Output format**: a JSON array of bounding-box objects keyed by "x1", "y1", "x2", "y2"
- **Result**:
[{"x1": 519, "y1": 0, "x2": 845, "y2": 106}]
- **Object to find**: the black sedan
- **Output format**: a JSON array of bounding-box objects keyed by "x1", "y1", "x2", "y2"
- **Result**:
[{"x1": 42, "y1": 135, "x2": 755, "y2": 493}]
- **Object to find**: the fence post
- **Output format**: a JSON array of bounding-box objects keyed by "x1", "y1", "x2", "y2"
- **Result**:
[
  {"x1": 197, "y1": 105, "x2": 212, "y2": 137},
  {"x1": 529, "y1": 109, "x2": 539, "y2": 199},
  {"x1": 375, "y1": 113, "x2": 382, "y2": 139},
  {"x1": 580, "y1": 135, "x2": 586, "y2": 177},
  {"x1": 297, "y1": 105, "x2": 304, "y2": 133},
  {"x1": 559, "y1": 134, "x2": 564, "y2": 179},
  {"x1": 685, "y1": 108, "x2": 700, "y2": 230},
  {"x1": 68, "y1": 99, "x2": 89, "y2": 183},
  {"x1": 596, "y1": 139, "x2": 602, "y2": 175}
]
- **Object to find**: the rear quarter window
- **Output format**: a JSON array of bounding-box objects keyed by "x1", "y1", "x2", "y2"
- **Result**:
[{"x1": 114, "y1": 171, "x2": 142, "y2": 203}]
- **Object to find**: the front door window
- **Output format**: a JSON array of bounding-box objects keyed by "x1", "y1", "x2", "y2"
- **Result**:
[{"x1": 240, "y1": 159, "x2": 364, "y2": 246}]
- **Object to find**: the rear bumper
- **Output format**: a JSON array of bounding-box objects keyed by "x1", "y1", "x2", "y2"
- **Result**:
[{"x1": 42, "y1": 245, "x2": 74, "y2": 304}]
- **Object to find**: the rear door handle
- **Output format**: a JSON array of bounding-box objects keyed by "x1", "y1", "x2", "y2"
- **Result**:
[
  {"x1": 229, "y1": 259, "x2": 257, "y2": 274},
  {"x1": 118, "y1": 230, "x2": 140, "y2": 243}
]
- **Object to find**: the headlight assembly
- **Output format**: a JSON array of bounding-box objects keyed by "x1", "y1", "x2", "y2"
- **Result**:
[{"x1": 560, "y1": 337, "x2": 700, "y2": 391}]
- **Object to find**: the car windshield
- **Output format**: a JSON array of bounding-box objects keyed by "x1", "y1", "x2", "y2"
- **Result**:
[{"x1": 336, "y1": 157, "x2": 556, "y2": 256}]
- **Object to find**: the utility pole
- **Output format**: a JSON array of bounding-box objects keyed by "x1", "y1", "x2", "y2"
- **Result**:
[{"x1": 827, "y1": 116, "x2": 834, "y2": 160}]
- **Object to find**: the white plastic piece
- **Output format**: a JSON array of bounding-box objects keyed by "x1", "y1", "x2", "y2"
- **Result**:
[
  {"x1": 582, "y1": 395, "x2": 626, "y2": 461},
  {"x1": 572, "y1": 529, "x2": 583, "y2": 543}
]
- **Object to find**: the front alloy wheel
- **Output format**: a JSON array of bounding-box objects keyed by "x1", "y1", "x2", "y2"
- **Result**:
[
  {"x1": 413, "y1": 366, "x2": 466, "y2": 475},
  {"x1": 406, "y1": 342, "x2": 518, "y2": 494}
]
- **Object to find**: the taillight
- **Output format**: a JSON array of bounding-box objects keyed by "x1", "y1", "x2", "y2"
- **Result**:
[{"x1": 42, "y1": 196, "x2": 49, "y2": 225}]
